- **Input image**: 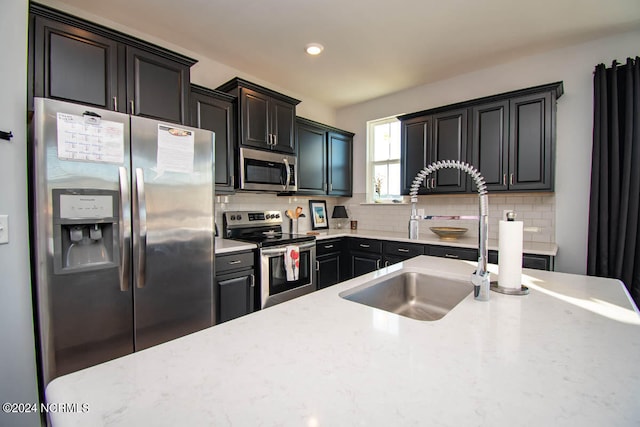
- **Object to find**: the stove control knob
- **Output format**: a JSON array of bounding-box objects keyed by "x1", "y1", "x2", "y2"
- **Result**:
[
  {"x1": 266, "y1": 214, "x2": 271, "y2": 219},
  {"x1": 230, "y1": 215, "x2": 236, "y2": 221},
  {"x1": 237, "y1": 215, "x2": 242, "y2": 221},
  {"x1": 275, "y1": 213, "x2": 280, "y2": 218}
]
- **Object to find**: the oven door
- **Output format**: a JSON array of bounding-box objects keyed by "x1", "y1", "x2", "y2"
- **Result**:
[
  {"x1": 260, "y1": 241, "x2": 315, "y2": 308},
  {"x1": 239, "y1": 147, "x2": 296, "y2": 192}
]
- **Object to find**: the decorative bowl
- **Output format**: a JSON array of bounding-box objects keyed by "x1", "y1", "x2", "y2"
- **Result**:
[{"x1": 429, "y1": 227, "x2": 469, "y2": 240}]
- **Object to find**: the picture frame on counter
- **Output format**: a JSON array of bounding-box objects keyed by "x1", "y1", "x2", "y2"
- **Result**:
[{"x1": 309, "y1": 200, "x2": 329, "y2": 230}]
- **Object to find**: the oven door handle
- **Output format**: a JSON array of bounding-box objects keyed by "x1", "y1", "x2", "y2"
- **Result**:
[{"x1": 261, "y1": 241, "x2": 316, "y2": 255}]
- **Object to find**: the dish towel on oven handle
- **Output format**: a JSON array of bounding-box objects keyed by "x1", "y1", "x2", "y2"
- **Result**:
[{"x1": 285, "y1": 245, "x2": 300, "y2": 281}]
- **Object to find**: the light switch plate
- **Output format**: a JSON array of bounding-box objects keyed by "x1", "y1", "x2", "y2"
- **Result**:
[{"x1": 0, "y1": 215, "x2": 8, "y2": 244}]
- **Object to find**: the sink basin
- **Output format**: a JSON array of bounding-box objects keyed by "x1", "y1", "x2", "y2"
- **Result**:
[{"x1": 339, "y1": 271, "x2": 473, "y2": 321}]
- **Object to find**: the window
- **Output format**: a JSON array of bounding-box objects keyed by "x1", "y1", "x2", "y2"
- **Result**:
[{"x1": 367, "y1": 117, "x2": 401, "y2": 202}]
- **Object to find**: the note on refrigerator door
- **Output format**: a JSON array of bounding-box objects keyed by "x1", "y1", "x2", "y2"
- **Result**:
[
  {"x1": 156, "y1": 125, "x2": 194, "y2": 174},
  {"x1": 56, "y1": 113, "x2": 125, "y2": 163}
]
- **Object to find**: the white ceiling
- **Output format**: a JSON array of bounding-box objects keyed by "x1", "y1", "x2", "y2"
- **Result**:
[{"x1": 39, "y1": 0, "x2": 640, "y2": 108}]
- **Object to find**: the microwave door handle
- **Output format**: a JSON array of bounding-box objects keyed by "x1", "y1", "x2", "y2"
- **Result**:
[{"x1": 283, "y1": 157, "x2": 290, "y2": 191}]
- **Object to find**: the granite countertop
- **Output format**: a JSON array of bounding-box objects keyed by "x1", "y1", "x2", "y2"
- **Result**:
[
  {"x1": 46, "y1": 256, "x2": 639, "y2": 426},
  {"x1": 312, "y1": 228, "x2": 558, "y2": 256}
]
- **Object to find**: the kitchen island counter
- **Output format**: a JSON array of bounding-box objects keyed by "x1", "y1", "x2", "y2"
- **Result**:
[{"x1": 46, "y1": 256, "x2": 639, "y2": 426}]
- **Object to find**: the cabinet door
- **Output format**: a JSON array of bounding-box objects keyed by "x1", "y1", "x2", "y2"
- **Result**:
[
  {"x1": 508, "y1": 92, "x2": 553, "y2": 191},
  {"x1": 270, "y1": 98, "x2": 296, "y2": 153},
  {"x1": 401, "y1": 117, "x2": 430, "y2": 194},
  {"x1": 297, "y1": 121, "x2": 327, "y2": 194},
  {"x1": 190, "y1": 88, "x2": 236, "y2": 193},
  {"x1": 431, "y1": 109, "x2": 468, "y2": 193},
  {"x1": 33, "y1": 16, "x2": 120, "y2": 111},
  {"x1": 239, "y1": 87, "x2": 270, "y2": 149},
  {"x1": 351, "y1": 252, "x2": 382, "y2": 278},
  {"x1": 317, "y1": 253, "x2": 341, "y2": 289},
  {"x1": 218, "y1": 271, "x2": 255, "y2": 323},
  {"x1": 126, "y1": 46, "x2": 189, "y2": 124},
  {"x1": 328, "y1": 132, "x2": 353, "y2": 196},
  {"x1": 471, "y1": 100, "x2": 509, "y2": 191}
]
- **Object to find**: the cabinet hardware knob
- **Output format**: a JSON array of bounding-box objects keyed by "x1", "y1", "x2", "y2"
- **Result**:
[
  {"x1": 510, "y1": 173, "x2": 514, "y2": 186},
  {"x1": 397, "y1": 248, "x2": 409, "y2": 253},
  {"x1": 113, "y1": 96, "x2": 118, "y2": 111},
  {"x1": 129, "y1": 100, "x2": 135, "y2": 115},
  {"x1": 444, "y1": 254, "x2": 459, "y2": 259},
  {"x1": 359, "y1": 244, "x2": 370, "y2": 248},
  {"x1": 229, "y1": 260, "x2": 242, "y2": 265}
]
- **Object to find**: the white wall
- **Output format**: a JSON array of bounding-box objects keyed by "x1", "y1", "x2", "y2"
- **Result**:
[
  {"x1": 0, "y1": 1, "x2": 41, "y2": 426},
  {"x1": 336, "y1": 29, "x2": 640, "y2": 275}
]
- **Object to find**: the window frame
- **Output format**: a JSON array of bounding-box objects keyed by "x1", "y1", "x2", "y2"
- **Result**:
[{"x1": 366, "y1": 116, "x2": 402, "y2": 202}]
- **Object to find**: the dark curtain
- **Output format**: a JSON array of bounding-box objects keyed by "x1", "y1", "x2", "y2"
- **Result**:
[{"x1": 587, "y1": 57, "x2": 640, "y2": 307}]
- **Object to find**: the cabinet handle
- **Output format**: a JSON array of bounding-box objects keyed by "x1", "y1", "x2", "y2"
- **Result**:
[
  {"x1": 228, "y1": 260, "x2": 242, "y2": 265},
  {"x1": 444, "y1": 253, "x2": 459, "y2": 259},
  {"x1": 329, "y1": 183, "x2": 333, "y2": 192},
  {"x1": 431, "y1": 178, "x2": 436, "y2": 189},
  {"x1": 376, "y1": 259, "x2": 381, "y2": 269},
  {"x1": 250, "y1": 274, "x2": 255, "y2": 287},
  {"x1": 425, "y1": 178, "x2": 430, "y2": 190},
  {"x1": 129, "y1": 100, "x2": 135, "y2": 115},
  {"x1": 273, "y1": 134, "x2": 277, "y2": 146},
  {"x1": 510, "y1": 173, "x2": 514, "y2": 186},
  {"x1": 397, "y1": 248, "x2": 410, "y2": 253},
  {"x1": 230, "y1": 175, "x2": 235, "y2": 186},
  {"x1": 359, "y1": 244, "x2": 370, "y2": 248},
  {"x1": 324, "y1": 244, "x2": 334, "y2": 249},
  {"x1": 323, "y1": 183, "x2": 327, "y2": 192},
  {"x1": 384, "y1": 260, "x2": 390, "y2": 267},
  {"x1": 315, "y1": 260, "x2": 320, "y2": 272},
  {"x1": 113, "y1": 96, "x2": 118, "y2": 111},
  {"x1": 503, "y1": 174, "x2": 507, "y2": 186}
]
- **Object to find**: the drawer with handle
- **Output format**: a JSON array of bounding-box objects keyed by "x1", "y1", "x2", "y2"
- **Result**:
[
  {"x1": 383, "y1": 241, "x2": 425, "y2": 258},
  {"x1": 348, "y1": 238, "x2": 382, "y2": 253},
  {"x1": 316, "y1": 238, "x2": 344, "y2": 256},
  {"x1": 427, "y1": 245, "x2": 478, "y2": 262},
  {"x1": 215, "y1": 250, "x2": 255, "y2": 274}
]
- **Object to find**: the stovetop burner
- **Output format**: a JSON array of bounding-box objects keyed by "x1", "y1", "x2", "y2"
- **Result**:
[{"x1": 222, "y1": 210, "x2": 315, "y2": 248}]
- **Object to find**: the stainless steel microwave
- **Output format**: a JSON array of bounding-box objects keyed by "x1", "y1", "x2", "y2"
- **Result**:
[{"x1": 239, "y1": 147, "x2": 297, "y2": 192}]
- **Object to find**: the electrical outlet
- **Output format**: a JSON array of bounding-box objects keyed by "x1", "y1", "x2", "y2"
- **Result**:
[{"x1": 0, "y1": 215, "x2": 8, "y2": 244}]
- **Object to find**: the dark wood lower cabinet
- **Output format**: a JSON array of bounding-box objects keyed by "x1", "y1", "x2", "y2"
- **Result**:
[
  {"x1": 317, "y1": 254, "x2": 341, "y2": 289},
  {"x1": 215, "y1": 251, "x2": 256, "y2": 323},
  {"x1": 217, "y1": 271, "x2": 255, "y2": 323}
]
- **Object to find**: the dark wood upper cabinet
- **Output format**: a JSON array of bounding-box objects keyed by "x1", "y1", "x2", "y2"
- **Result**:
[
  {"x1": 217, "y1": 78, "x2": 300, "y2": 154},
  {"x1": 190, "y1": 85, "x2": 236, "y2": 194},
  {"x1": 508, "y1": 92, "x2": 553, "y2": 191},
  {"x1": 400, "y1": 82, "x2": 562, "y2": 194},
  {"x1": 471, "y1": 100, "x2": 509, "y2": 191},
  {"x1": 431, "y1": 109, "x2": 468, "y2": 193},
  {"x1": 32, "y1": 15, "x2": 120, "y2": 111},
  {"x1": 297, "y1": 120, "x2": 327, "y2": 194},
  {"x1": 29, "y1": 4, "x2": 195, "y2": 124},
  {"x1": 400, "y1": 108, "x2": 467, "y2": 194},
  {"x1": 295, "y1": 117, "x2": 354, "y2": 197},
  {"x1": 126, "y1": 46, "x2": 190, "y2": 124}
]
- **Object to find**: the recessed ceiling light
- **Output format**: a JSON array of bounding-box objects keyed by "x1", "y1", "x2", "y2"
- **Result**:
[{"x1": 305, "y1": 43, "x2": 324, "y2": 56}]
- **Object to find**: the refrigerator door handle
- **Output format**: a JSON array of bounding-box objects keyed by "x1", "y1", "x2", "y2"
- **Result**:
[
  {"x1": 135, "y1": 168, "x2": 148, "y2": 288},
  {"x1": 118, "y1": 167, "x2": 131, "y2": 292}
]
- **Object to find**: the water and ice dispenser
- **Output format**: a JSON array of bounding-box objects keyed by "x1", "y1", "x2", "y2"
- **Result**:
[{"x1": 52, "y1": 189, "x2": 119, "y2": 273}]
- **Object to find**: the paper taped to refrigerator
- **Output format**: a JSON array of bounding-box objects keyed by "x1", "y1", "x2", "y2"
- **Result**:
[
  {"x1": 156, "y1": 125, "x2": 194, "y2": 174},
  {"x1": 56, "y1": 113, "x2": 125, "y2": 163}
]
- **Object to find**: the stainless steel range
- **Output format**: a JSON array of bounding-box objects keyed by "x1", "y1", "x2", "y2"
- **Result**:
[{"x1": 223, "y1": 210, "x2": 316, "y2": 308}]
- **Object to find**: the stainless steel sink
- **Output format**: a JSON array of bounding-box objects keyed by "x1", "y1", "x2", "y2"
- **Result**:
[{"x1": 339, "y1": 271, "x2": 473, "y2": 321}]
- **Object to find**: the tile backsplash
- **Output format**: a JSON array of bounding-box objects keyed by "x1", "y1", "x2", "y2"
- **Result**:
[{"x1": 215, "y1": 192, "x2": 555, "y2": 243}]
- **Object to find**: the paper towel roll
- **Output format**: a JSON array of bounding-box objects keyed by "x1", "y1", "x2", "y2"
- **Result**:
[{"x1": 498, "y1": 219, "x2": 523, "y2": 289}]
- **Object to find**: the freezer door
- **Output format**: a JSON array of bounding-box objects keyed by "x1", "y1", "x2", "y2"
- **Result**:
[
  {"x1": 31, "y1": 98, "x2": 134, "y2": 385},
  {"x1": 130, "y1": 116, "x2": 215, "y2": 350}
]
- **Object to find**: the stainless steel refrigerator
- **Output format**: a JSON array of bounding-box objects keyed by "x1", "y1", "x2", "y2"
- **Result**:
[{"x1": 31, "y1": 97, "x2": 215, "y2": 386}]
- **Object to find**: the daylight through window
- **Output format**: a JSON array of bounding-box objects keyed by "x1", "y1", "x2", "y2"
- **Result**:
[{"x1": 367, "y1": 117, "x2": 401, "y2": 201}]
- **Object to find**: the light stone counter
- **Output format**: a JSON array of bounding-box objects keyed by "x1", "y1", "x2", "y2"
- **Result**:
[
  {"x1": 214, "y1": 236, "x2": 256, "y2": 254},
  {"x1": 46, "y1": 256, "x2": 639, "y2": 426},
  {"x1": 313, "y1": 228, "x2": 558, "y2": 256}
]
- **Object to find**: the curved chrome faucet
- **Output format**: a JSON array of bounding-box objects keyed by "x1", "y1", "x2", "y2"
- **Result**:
[{"x1": 408, "y1": 160, "x2": 490, "y2": 301}]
